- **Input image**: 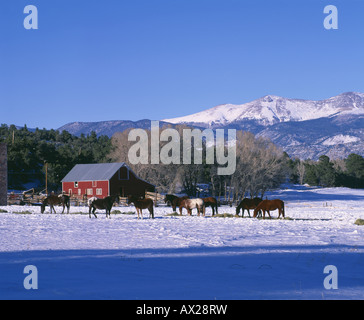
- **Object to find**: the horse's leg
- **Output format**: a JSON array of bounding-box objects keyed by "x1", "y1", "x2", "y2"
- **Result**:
[
  {"x1": 267, "y1": 210, "x2": 272, "y2": 219},
  {"x1": 247, "y1": 209, "x2": 251, "y2": 218},
  {"x1": 279, "y1": 207, "x2": 284, "y2": 219},
  {"x1": 93, "y1": 207, "x2": 97, "y2": 218}
]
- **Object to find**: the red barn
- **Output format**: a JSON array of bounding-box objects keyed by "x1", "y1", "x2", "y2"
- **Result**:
[{"x1": 61, "y1": 163, "x2": 155, "y2": 199}]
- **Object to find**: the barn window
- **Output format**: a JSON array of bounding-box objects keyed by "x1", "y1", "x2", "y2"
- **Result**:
[
  {"x1": 74, "y1": 181, "x2": 78, "y2": 188},
  {"x1": 92, "y1": 181, "x2": 97, "y2": 187},
  {"x1": 87, "y1": 189, "x2": 93, "y2": 196},
  {"x1": 119, "y1": 167, "x2": 129, "y2": 180},
  {"x1": 96, "y1": 189, "x2": 102, "y2": 196}
]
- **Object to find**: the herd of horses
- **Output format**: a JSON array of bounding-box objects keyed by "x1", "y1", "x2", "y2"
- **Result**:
[{"x1": 40, "y1": 193, "x2": 285, "y2": 220}]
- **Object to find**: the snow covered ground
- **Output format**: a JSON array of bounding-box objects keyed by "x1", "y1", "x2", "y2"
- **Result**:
[{"x1": 1, "y1": 186, "x2": 364, "y2": 300}]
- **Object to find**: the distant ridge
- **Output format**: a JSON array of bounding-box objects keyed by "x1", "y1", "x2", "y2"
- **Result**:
[
  {"x1": 57, "y1": 92, "x2": 364, "y2": 160},
  {"x1": 163, "y1": 92, "x2": 364, "y2": 127}
]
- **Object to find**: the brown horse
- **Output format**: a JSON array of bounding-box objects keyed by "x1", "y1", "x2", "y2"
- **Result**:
[
  {"x1": 236, "y1": 197, "x2": 262, "y2": 217},
  {"x1": 164, "y1": 194, "x2": 189, "y2": 212},
  {"x1": 179, "y1": 198, "x2": 205, "y2": 217},
  {"x1": 202, "y1": 197, "x2": 218, "y2": 216},
  {"x1": 41, "y1": 194, "x2": 70, "y2": 214},
  {"x1": 128, "y1": 195, "x2": 154, "y2": 219},
  {"x1": 88, "y1": 195, "x2": 119, "y2": 219},
  {"x1": 253, "y1": 199, "x2": 285, "y2": 219}
]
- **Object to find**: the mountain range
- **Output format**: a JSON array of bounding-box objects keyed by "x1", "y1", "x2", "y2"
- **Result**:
[{"x1": 58, "y1": 92, "x2": 364, "y2": 160}]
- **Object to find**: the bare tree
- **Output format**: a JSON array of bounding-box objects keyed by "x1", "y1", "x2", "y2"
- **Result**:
[{"x1": 297, "y1": 161, "x2": 306, "y2": 185}]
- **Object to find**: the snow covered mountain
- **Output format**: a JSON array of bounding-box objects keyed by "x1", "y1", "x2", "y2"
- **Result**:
[
  {"x1": 161, "y1": 92, "x2": 364, "y2": 160},
  {"x1": 58, "y1": 92, "x2": 364, "y2": 160},
  {"x1": 162, "y1": 92, "x2": 364, "y2": 127}
]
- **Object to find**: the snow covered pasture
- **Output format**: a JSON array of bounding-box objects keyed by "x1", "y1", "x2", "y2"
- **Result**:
[{"x1": 1, "y1": 186, "x2": 364, "y2": 300}]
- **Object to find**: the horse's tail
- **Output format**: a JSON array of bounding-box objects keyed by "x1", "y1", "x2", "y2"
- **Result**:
[
  {"x1": 282, "y1": 201, "x2": 285, "y2": 218},
  {"x1": 151, "y1": 203, "x2": 154, "y2": 219}
]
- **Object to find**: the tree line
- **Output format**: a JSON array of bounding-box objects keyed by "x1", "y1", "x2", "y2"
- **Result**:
[
  {"x1": 2, "y1": 123, "x2": 363, "y2": 195},
  {"x1": 110, "y1": 125, "x2": 287, "y2": 201},
  {"x1": 0, "y1": 124, "x2": 112, "y2": 191},
  {"x1": 287, "y1": 154, "x2": 364, "y2": 189}
]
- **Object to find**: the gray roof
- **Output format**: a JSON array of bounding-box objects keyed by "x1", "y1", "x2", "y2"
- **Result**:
[{"x1": 61, "y1": 163, "x2": 127, "y2": 182}]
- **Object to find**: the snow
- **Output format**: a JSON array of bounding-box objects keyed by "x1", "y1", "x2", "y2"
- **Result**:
[
  {"x1": 1, "y1": 186, "x2": 364, "y2": 300},
  {"x1": 322, "y1": 134, "x2": 360, "y2": 146},
  {"x1": 162, "y1": 92, "x2": 364, "y2": 127}
]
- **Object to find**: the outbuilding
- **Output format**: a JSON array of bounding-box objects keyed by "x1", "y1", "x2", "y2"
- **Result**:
[{"x1": 61, "y1": 163, "x2": 155, "y2": 199}]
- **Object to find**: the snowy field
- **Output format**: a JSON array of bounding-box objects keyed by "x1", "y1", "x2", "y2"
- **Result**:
[{"x1": 1, "y1": 186, "x2": 364, "y2": 300}]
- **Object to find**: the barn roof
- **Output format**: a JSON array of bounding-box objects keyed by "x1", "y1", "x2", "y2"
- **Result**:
[{"x1": 61, "y1": 163, "x2": 128, "y2": 182}]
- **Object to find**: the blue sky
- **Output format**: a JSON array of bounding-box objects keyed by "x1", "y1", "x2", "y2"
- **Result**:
[{"x1": 1, "y1": 0, "x2": 363, "y2": 129}]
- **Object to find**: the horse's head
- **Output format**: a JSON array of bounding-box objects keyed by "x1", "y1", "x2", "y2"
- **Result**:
[{"x1": 253, "y1": 207, "x2": 261, "y2": 218}]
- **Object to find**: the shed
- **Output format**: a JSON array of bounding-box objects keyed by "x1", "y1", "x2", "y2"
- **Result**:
[{"x1": 61, "y1": 163, "x2": 155, "y2": 199}]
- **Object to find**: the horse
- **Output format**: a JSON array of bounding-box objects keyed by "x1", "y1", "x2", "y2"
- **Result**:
[
  {"x1": 202, "y1": 197, "x2": 218, "y2": 216},
  {"x1": 88, "y1": 195, "x2": 120, "y2": 219},
  {"x1": 179, "y1": 198, "x2": 205, "y2": 217},
  {"x1": 41, "y1": 194, "x2": 70, "y2": 214},
  {"x1": 164, "y1": 194, "x2": 189, "y2": 212},
  {"x1": 253, "y1": 199, "x2": 285, "y2": 219},
  {"x1": 128, "y1": 195, "x2": 154, "y2": 219},
  {"x1": 236, "y1": 197, "x2": 263, "y2": 217}
]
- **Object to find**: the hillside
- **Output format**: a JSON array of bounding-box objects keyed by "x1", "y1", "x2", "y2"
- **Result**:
[{"x1": 57, "y1": 92, "x2": 364, "y2": 160}]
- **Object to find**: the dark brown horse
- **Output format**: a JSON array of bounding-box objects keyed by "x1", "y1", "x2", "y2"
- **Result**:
[
  {"x1": 236, "y1": 197, "x2": 262, "y2": 217},
  {"x1": 164, "y1": 194, "x2": 189, "y2": 212},
  {"x1": 253, "y1": 199, "x2": 285, "y2": 219},
  {"x1": 128, "y1": 195, "x2": 154, "y2": 219},
  {"x1": 41, "y1": 194, "x2": 70, "y2": 214},
  {"x1": 202, "y1": 197, "x2": 218, "y2": 216},
  {"x1": 88, "y1": 195, "x2": 119, "y2": 219}
]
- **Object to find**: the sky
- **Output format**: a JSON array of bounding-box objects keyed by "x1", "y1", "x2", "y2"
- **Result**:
[{"x1": 0, "y1": 0, "x2": 363, "y2": 129}]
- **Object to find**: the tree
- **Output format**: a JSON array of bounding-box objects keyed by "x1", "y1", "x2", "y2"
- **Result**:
[
  {"x1": 346, "y1": 154, "x2": 364, "y2": 179},
  {"x1": 316, "y1": 155, "x2": 336, "y2": 187}
]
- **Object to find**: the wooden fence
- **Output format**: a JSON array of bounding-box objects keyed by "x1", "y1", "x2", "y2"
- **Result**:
[{"x1": 7, "y1": 191, "x2": 167, "y2": 208}]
